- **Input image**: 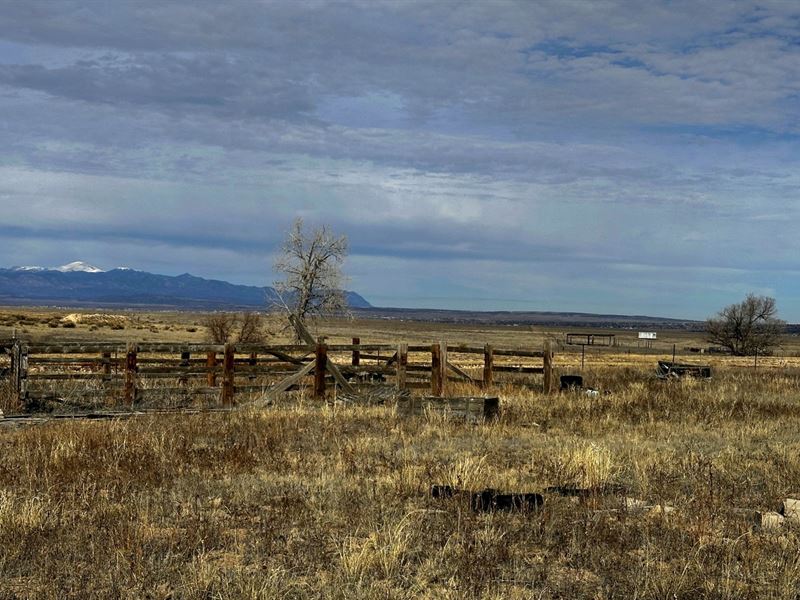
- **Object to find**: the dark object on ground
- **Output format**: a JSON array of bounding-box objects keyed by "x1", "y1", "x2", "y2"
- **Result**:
[
  {"x1": 430, "y1": 484, "x2": 543, "y2": 512},
  {"x1": 560, "y1": 375, "x2": 583, "y2": 391},
  {"x1": 345, "y1": 371, "x2": 386, "y2": 384},
  {"x1": 430, "y1": 484, "x2": 457, "y2": 499},
  {"x1": 471, "y1": 489, "x2": 544, "y2": 512},
  {"x1": 545, "y1": 483, "x2": 629, "y2": 497},
  {"x1": 400, "y1": 397, "x2": 500, "y2": 421},
  {"x1": 657, "y1": 361, "x2": 712, "y2": 379}
]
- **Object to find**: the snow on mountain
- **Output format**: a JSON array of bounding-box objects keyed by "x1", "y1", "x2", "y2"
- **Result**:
[
  {"x1": 11, "y1": 266, "x2": 47, "y2": 272},
  {"x1": 56, "y1": 261, "x2": 105, "y2": 273}
]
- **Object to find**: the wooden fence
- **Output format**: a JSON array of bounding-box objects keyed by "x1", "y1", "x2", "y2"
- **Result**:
[{"x1": 0, "y1": 337, "x2": 554, "y2": 411}]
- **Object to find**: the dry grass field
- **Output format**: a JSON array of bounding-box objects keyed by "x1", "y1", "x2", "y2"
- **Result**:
[{"x1": 2, "y1": 308, "x2": 800, "y2": 598}]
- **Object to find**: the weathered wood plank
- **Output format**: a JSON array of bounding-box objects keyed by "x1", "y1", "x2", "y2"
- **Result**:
[
  {"x1": 492, "y1": 366, "x2": 545, "y2": 374},
  {"x1": 263, "y1": 360, "x2": 315, "y2": 398},
  {"x1": 222, "y1": 343, "x2": 235, "y2": 407},
  {"x1": 397, "y1": 396, "x2": 500, "y2": 421},
  {"x1": 290, "y1": 315, "x2": 357, "y2": 396},
  {"x1": 446, "y1": 361, "x2": 476, "y2": 383},
  {"x1": 396, "y1": 343, "x2": 407, "y2": 391}
]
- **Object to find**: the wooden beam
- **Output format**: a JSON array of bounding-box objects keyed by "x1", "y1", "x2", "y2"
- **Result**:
[
  {"x1": 179, "y1": 351, "x2": 190, "y2": 386},
  {"x1": 207, "y1": 351, "x2": 217, "y2": 386},
  {"x1": 396, "y1": 343, "x2": 407, "y2": 390},
  {"x1": 289, "y1": 315, "x2": 357, "y2": 396},
  {"x1": 352, "y1": 337, "x2": 360, "y2": 367},
  {"x1": 314, "y1": 340, "x2": 328, "y2": 399},
  {"x1": 431, "y1": 341, "x2": 447, "y2": 396},
  {"x1": 543, "y1": 340, "x2": 554, "y2": 395},
  {"x1": 263, "y1": 361, "x2": 315, "y2": 398},
  {"x1": 124, "y1": 343, "x2": 137, "y2": 406},
  {"x1": 483, "y1": 344, "x2": 493, "y2": 389},
  {"x1": 12, "y1": 341, "x2": 28, "y2": 408},
  {"x1": 446, "y1": 360, "x2": 475, "y2": 384},
  {"x1": 222, "y1": 343, "x2": 235, "y2": 407}
]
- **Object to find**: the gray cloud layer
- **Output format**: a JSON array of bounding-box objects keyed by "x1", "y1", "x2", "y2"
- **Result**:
[{"x1": 0, "y1": 1, "x2": 799, "y2": 318}]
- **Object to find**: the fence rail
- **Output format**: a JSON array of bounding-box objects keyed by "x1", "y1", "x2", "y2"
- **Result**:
[{"x1": 1, "y1": 337, "x2": 555, "y2": 412}]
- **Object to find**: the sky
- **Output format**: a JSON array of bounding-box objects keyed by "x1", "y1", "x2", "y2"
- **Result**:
[{"x1": 0, "y1": 1, "x2": 799, "y2": 320}]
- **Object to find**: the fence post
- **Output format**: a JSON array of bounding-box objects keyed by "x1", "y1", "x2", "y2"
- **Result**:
[
  {"x1": 483, "y1": 343, "x2": 494, "y2": 389},
  {"x1": 543, "y1": 340, "x2": 554, "y2": 395},
  {"x1": 222, "y1": 343, "x2": 235, "y2": 407},
  {"x1": 315, "y1": 339, "x2": 328, "y2": 399},
  {"x1": 179, "y1": 350, "x2": 190, "y2": 387},
  {"x1": 431, "y1": 341, "x2": 447, "y2": 396},
  {"x1": 352, "y1": 337, "x2": 360, "y2": 367},
  {"x1": 207, "y1": 351, "x2": 217, "y2": 386},
  {"x1": 102, "y1": 351, "x2": 112, "y2": 380},
  {"x1": 249, "y1": 352, "x2": 257, "y2": 382},
  {"x1": 124, "y1": 343, "x2": 137, "y2": 406},
  {"x1": 12, "y1": 340, "x2": 28, "y2": 408},
  {"x1": 396, "y1": 343, "x2": 408, "y2": 390}
]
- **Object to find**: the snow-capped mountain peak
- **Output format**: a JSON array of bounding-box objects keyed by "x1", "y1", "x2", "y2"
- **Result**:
[
  {"x1": 11, "y1": 265, "x2": 47, "y2": 272},
  {"x1": 56, "y1": 261, "x2": 105, "y2": 273}
]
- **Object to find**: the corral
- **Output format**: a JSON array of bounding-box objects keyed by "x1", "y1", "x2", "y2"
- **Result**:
[{"x1": 1, "y1": 310, "x2": 800, "y2": 598}]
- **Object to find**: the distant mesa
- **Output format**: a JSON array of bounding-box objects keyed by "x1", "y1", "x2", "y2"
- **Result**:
[{"x1": 0, "y1": 261, "x2": 372, "y2": 310}]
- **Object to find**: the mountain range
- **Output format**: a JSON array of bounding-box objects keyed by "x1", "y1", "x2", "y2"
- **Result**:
[{"x1": 0, "y1": 262, "x2": 372, "y2": 310}]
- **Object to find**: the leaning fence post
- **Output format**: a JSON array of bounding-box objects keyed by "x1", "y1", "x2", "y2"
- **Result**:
[
  {"x1": 314, "y1": 339, "x2": 328, "y2": 399},
  {"x1": 483, "y1": 343, "x2": 494, "y2": 389},
  {"x1": 543, "y1": 340, "x2": 554, "y2": 395},
  {"x1": 124, "y1": 343, "x2": 138, "y2": 406},
  {"x1": 431, "y1": 341, "x2": 447, "y2": 396},
  {"x1": 222, "y1": 343, "x2": 235, "y2": 407},
  {"x1": 352, "y1": 337, "x2": 360, "y2": 367},
  {"x1": 397, "y1": 343, "x2": 408, "y2": 390}
]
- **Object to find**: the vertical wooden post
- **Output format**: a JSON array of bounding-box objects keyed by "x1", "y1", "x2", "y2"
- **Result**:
[
  {"x1": 12, "y1": 341, "x2": 28, "y2": 408},
  {"x1": 102, "y1": 352, "x2": 112, "y2": 380},
  {"x1": 9, "y1": 341, "x2": 16, "y2": 406},
  {"x1": 543, "y1": 340, "x2": 554, "y2": 395},
  {"x1": 431, "y1": 341, "x2": 447, "y2": 396},
  {"x1": 249, "y1": 352, "x2": 257, "y2": 381},
  {"x1": 396, "y1": 343, "x2": 408, "y2": 390},
  {"x1": 483, "y1": 344, "x2": 494, "y2": 389},
  {"x1": 124, "y1": 343, "x2": 137, "y2": 406},
  {"x1": 179, "y1": 350, "x2": 190, "y2": 386},
  {"x1": 352, "y1": 337, "x2": 360, "y2": 367},
  {"x1": 314, "y1": 340, "x2": 328, "y2": 399},
  {"x1": 222, "y1": 343, "x2": 235, "y2": 407},
  {"x1": 101, "y1": 350, "x2": 112, "y2": 403},
  {"x1": 206, "y1": 351, "x2": 217, "y2": 386}
]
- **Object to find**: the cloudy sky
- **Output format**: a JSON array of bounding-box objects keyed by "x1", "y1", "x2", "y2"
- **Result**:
[{"x1": 1, "y1": 1, "x2": 799, "y2": 319}]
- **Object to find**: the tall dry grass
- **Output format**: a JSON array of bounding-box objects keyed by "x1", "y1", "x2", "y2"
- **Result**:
[{"x1": 0, "y1": 366, "x2": 800, "y2": 597}]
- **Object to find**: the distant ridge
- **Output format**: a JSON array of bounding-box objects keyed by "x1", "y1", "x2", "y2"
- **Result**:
[
  {"x1": 0, "y1": 263, "x2": 371, "y2": 310},
  {"x1": 353, "y1": 306, "x2": 703, "y2": 330}
]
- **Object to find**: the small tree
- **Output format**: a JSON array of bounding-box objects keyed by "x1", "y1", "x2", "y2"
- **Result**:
[
  {"x1": 238, "y1": 312, "x2": 266, "y2": 344},
  {"x1": 204, "y1": 313, "x2": 239, "y2": 344},
  {"x1": 706, "y1": 294, "x2": 785, "y2": 356},
  {"x1": 272, "y1": 218, "x2": 349, "y2": 330},
  {"x1": 204, "y1": 311, "x2": 267, "y2": 344}
]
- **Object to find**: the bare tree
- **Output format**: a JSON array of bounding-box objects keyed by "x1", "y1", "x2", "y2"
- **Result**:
[
  {"x1": 706, "y1": 294, "x2": 785, "y2": 356},
  {"x1": 272, "y1": 218, "x2": 349, "y2": 330},
  {"x1": 204, "y1": 312, "x2": 268, "y2": 344},
  {"x1": 238, "y1": 311, "x2": 266, "y2": 344},
  {"x1": 204, "y1": 313, "x2": 239, "y2": 344}
]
